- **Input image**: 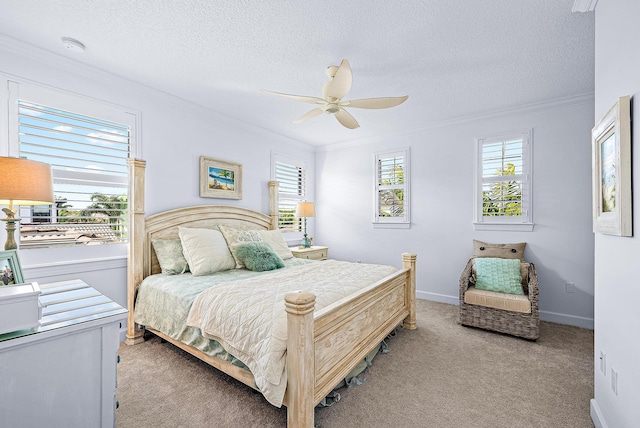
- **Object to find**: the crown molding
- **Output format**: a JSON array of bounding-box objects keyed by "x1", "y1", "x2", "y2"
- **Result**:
[
  {"x1": 572, "y1": 0, "x2": 598, "y2": 13},
  {"x1": 318, "y1": 92, "x2": 595, "y2": 151}
]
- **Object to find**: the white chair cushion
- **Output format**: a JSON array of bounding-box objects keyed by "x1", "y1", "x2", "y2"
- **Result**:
[{"x1": 464, "y1": 286, "x2": 531, "y2": 314}]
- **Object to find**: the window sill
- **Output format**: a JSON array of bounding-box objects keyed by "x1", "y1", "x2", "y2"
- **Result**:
[
  {"x1": 372, "y1": 222, "x2": 411, "y2": 229},
  {"x1": 473, "y1": 222, "x2": 534, "y2": 232}
]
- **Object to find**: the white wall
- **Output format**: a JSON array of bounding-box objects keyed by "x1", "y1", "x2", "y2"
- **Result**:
[
  {"x1": 0, "y1": 38, "x2": 315, "y2": 312},
  {"x1": 316, "y1": 98, "x2": 595, "y2": 328},
  {"x1": 590, "y1": 1, "x2": 640, "y2": 427}
]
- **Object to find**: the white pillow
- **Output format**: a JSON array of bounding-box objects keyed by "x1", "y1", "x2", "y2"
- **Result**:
[
  {"x1": 178, "y1": 227, "x2": 236, "y2": 276},
  {"x1": 258, "y1": 229, "x2": 293, "y2": 260}
]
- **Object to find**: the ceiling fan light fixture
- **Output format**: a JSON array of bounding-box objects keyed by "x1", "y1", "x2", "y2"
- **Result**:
[
  {"x1": 61, "y1": 37, "x2": 85, "y2": 53},
  {"x1": 262, "y1": 59, "x2": 408, "y2": 129},
  {"x1": 323, "y1": 105, "x2": 340, "y2": 114}
]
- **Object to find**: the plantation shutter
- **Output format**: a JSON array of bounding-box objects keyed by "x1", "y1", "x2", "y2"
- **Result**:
[
  {"x1": 18, "y1": 101, "x2": 130, "y2": 248},
  {"x1": 480, "y1": 137, "x2": 526, "y2": 218},
  {"x1": 374, "y1": 149, "x2": 410, "y2": 226},
  {"x1": 275, "y1": 160, "x2": 305, "y2": 231}
]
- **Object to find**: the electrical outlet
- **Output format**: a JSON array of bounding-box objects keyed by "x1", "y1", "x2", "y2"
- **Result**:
[
  {"x1": 611, "y1": 368, "x2": 618, "y2": 395},
  {"x1": 600, "y1": 351, "x2": 606, "y2": 375},
  {"x1": 565, "y1": 282, "x2": 575, "y2": 293}
]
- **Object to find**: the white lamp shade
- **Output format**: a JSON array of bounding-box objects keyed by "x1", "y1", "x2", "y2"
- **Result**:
[
  {"x1": 0, "y1": 157, "x2": 54, "y2": 206},
  {"x1": 295, "y1": 201, "x2": 315, "y2": 218}
]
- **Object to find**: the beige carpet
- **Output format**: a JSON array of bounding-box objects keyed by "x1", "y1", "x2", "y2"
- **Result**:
[{"x1": 116, "y1": 300, "x2": 594, "y2": 428}]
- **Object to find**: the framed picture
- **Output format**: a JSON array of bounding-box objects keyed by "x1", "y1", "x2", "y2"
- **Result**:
[
  {"x1": 592, "y1": 95, "x2": 632, "y2": 236},
  {"x1": 0, "y1": 250, "x2": 24, "y2": 286},
  {"x1": 199, "y1": 156, "x2": 243, "y2": 200}
]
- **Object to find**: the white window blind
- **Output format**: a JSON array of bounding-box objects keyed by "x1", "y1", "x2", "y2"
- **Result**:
[
  {"x1": 474, "y1": 130, "x2": 532, "y2": 231},
  {"x1": 274, "y1": 160, "x2": 306, "y2": 232},
  {"x1": 18, "y1": 101, "x2": 130, "y2": 248},
  {"x1": 374, "y1": 148, "x2": 410, "y2": 227}
]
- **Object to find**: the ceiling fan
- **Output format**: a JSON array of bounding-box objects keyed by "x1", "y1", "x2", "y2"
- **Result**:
[{"x1": 261, "y1": 59, "x2": 408, "y2": 129}]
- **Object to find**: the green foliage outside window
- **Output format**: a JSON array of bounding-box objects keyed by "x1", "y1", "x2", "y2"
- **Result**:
[
  {"x1": 278, "y1": 208, "x2": 300, "y2": 231},
  {"x1": 52, "y1": 193, "x2": 127, "y2": 229},
  {"x1": 482, "y1": 163, "x2": 522, "y2": 216},
  {"x1": 379, "y1": 163, "x2": 405, "y2": 217}
]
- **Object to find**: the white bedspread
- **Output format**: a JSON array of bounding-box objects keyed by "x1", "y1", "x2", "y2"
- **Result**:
[{"x1": 186, "y1": 259, "x2": 397, "y2": 407}]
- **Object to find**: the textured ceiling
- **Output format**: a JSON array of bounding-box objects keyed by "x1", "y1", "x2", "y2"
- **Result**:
[{"x1": 0, "y1": 0, "x2": 594, "y2": 146}]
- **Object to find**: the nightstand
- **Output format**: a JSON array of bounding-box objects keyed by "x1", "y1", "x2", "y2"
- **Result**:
[
  {"x1": 0, "y1": 279, "x2": 127, "y2": 428},
  {"x1": 290, "y1": 245, "x2": 329, "y2": 261}
]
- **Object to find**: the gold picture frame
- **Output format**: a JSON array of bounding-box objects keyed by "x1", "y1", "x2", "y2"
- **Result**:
[
  {"x1": 592, "y1": 95, "x2": 632, "y2": 236},
  {"x1": 199, "y1": 156, "x2": 243, "y2": 200}
]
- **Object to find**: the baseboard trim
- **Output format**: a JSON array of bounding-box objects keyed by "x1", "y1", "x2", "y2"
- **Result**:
[
  {"x1": 417, "y1": 291, "x2": 458, "y2": 305},
  {"x1": 590, "y1": 399, "x2": 607, "y2": 428},
  {"x1": 417, "y1": 291, "x2": 594, "y2": 330},
  {"x1": 540, "y1": 310, "x2": 593, "y2": 330}
]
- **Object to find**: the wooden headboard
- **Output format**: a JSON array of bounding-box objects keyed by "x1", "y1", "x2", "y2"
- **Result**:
[
  {"x1": 126, "y1": 159, "x2": 280, "y2": 344},
  {"x1": 143, "y1": 205, "x2": 273, "y2": 277}
]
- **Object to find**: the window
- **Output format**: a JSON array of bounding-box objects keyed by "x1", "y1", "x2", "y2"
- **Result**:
[
  {"x1": 4, "y1": 79, "x2": 137, "y2": 249},
  {"x1": 16, "y1": 102, "x2": 131, "y2": 248},
  {"x1": 474, "y1": 130, "x2": 533, "y2": 231},
  {"x1": 272, "y1": 154, "x2": 307, "y2": 232},
  {"x1": 374, "y1": 148, "x2": 410, "y2": 228}
]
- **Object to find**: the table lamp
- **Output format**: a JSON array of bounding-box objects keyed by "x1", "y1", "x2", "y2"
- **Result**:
[
  {"x1": 0, "y1": 157, "x2": 54, "y2": 250},
  {"x1": 295, "y1": 201, "x2": 315, "y2": 248}
]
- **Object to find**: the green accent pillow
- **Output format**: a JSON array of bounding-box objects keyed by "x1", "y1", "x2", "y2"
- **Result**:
[
  {"x1": 235, "y1": 242, "x2": 285, "y2": 272},
  {"x1": 151, "y1": 239, "x2": 189, "y2": 275},
  {"x1": 474, "y1": 257, "x2": 524, "y2": 295}
]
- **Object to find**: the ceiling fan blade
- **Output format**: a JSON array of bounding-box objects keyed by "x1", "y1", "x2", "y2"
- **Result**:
[
  {"x1": 343, "y1": 96, "x2": 409, "y2": 109},
  {"x1": 335, "y1": 108, "x2": 360, "y2": 129},
  {"x1": 292, "y1": 108, "x2": 324, "y2": 124},
  {"x1": 260, "y1": 88, "x2": 325, "y2": 105},
  {"x1": 323, "y1": 59, "x2": 352, "y2": 101}
]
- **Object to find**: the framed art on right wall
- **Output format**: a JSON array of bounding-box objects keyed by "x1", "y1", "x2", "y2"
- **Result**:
[{"x1": 592, "y1": 95, "x2": 632, "y2": 236}]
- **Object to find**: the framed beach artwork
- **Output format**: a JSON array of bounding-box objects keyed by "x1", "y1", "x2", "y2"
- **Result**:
[
  {"x1": 0, "y1": 250, "x2": 24, "y2": 286},
  {"x1": 199, "y1": 156, "x2": 243, "y2": 200},
  {"x1": 592, "y1": 95, "x2": 632, "y2": 236}
]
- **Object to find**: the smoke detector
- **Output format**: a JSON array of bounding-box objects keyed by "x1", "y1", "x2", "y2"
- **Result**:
[{"x1": 61, "y1": 37, "x2": 85, "y2": 53}]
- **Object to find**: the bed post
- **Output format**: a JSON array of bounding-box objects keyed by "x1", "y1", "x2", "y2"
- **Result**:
[
  {"x1": 126, "y1": 158, "x2": 146, "y2": 345},
  {"x1": 268, "y1": 180, "x2": 279, "y2": 230},
  {"x1": 402, "y1": 253, "x2": 417, "y2": 330},
  {"x1": 284, "y1": 291, "x2": 316, "y2": 428}
]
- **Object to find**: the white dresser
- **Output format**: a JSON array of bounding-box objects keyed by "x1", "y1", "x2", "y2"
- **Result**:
[{"x1": 0, "y1": 279, "x2": 127, "y2": 428}]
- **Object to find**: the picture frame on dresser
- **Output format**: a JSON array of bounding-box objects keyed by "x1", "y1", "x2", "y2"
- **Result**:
[
  {"x1": 0, "y1": 250, "x2": 24, "y2": 286},
  {"x1": 591, "y1": 95, "x2": 632, "y2": 236},
  {"x1": 199, "y1": 156, "x2": 243, "y2": 200}
]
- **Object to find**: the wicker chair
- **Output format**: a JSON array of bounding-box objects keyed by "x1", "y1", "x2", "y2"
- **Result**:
[{"x1": 458, "y1": 257, "x2": 540, "y2": 340}]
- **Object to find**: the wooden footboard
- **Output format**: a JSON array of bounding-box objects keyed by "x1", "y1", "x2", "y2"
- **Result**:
[{"x1": 284, "y1": 253, "x2": 417, "y2": 428}]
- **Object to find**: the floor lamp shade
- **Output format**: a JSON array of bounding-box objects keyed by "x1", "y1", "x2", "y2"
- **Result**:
[{"x1": 0, "y1": 157, "x2": 55, "y2": 250}]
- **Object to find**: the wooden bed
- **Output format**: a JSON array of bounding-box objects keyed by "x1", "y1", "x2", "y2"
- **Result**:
[{"x1": 125, "y1": 159, "x2": 417, "y2": 428}]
